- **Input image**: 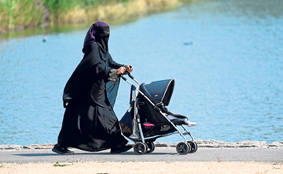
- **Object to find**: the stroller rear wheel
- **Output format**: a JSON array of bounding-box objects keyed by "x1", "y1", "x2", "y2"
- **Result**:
[
  {"x1": 187, "y1": 141, "x2": 198, "y2": 153},
  {"x1": 134, "y1": 142, "x2": 148, "y2": 154},
  {"x1": 176, "y1": 142, "x2": 191, "y2": 155},
  {"x1": 146, "y1": 142, "x2": 155, "y2": 153}
]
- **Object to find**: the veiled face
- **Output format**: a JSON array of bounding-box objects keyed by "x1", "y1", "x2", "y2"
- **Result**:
[
  {"x1": 96, "y1": 26, "x2": 110, "y2": 44},
  {"x1": 82, "y1": 21, "x2": 111, "y2": 53}
]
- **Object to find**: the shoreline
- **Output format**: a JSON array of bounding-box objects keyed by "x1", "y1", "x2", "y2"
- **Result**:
[
  {"x1": 0, "y1": 0, "x2": 182, "y2": 36},
  {"x1": 1, "y1": 140, "x2": 282, "y2": 150}
]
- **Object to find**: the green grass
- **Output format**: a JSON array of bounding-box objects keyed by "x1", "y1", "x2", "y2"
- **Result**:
[
  {"x1": 0, "y1": 0, "x2": 193, "y2": 35},
  {"x1": 0, "y1": 0, "x2": 130, "y2": 32},
  {"x1": 0, "y1": 0, "x2": 45, "y2": 31}
]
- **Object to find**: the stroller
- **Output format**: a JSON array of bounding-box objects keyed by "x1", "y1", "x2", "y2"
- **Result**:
[{"x1": 119, "y1": 74, "x2": 198, "y2": 155}]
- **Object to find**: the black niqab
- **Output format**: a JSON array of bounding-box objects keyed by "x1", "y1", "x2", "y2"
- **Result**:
[{"x1": 82, "y1": 21, "x2": 110, "y2": 60}]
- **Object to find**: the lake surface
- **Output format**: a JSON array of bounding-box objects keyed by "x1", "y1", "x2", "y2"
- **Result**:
[{"x1": 0, "y1": 0, "x2": 282, "y2": 146}]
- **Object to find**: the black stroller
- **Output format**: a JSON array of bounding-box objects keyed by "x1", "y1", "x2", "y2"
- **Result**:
[{"x1": 119, "y1": 74, "x2": 198, "y2": 155}]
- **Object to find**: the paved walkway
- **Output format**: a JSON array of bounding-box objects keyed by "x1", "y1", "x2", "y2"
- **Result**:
[{"x1": 1, "y1": 147, "x2": 283, "y2": 163}]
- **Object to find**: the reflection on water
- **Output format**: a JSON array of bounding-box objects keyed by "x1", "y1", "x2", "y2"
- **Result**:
[{"x1": 0, "y1": 0, "x2": 282, "y2": 145}]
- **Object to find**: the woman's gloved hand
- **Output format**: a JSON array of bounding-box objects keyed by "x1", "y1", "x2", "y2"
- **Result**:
[
  {"x1": 117, "y1": 66, "x2": 126, "y2": 75},
  {"x1": 126, "y1": 65, "x2": 134, "y2": 73},
  {"x1": 108, "y1": 65, "x2": 133, "y2": 82},
  {"x1": 126, "y1": 65, "x2": 133, "y2": 73},
  {"x1": 122, "y1": 65, "x2": 133, "y2": 75}
]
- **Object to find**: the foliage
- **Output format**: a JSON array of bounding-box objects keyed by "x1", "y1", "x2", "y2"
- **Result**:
[
  {"x1": 0, "y1": 0, "x2": 45, "y2": 31},
  {"x1": 0, "y1": 0, "x2": 178, "y2": 33},
  {"x1": 43, "y1": 0, "x2": 129, "y2": 14}
]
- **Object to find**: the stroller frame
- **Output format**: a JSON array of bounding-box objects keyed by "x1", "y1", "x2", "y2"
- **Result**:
[{"x1": 120, "y1": 74, "x2": 197, "y2": 155}]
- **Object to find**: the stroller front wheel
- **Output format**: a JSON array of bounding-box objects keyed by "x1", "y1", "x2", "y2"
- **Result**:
[
  {"x1": 176, "y1": 142, "x2": 191, "y2": 155},
  {"x1": 134, "y1": 142, "x2": 148, "y2": 154},
  {"x1": 146, "y1": 142, "x2": 155, "y2": 153},
  {"x1": 187, "y1": 141, "x2": 198, "y2": 153}
]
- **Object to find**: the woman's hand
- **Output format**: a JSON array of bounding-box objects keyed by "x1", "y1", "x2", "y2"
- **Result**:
[
  {"x1": 126, "y1": 65, "x2": 133, "y2": 73},
  {"x1": 117, "y1": 67, "x2": 126, "y2": 75}
]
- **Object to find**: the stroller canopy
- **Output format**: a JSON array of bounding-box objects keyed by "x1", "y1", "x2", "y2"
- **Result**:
[{"x1": 139, "y1": 79, "x2": 175, "y2": 106}]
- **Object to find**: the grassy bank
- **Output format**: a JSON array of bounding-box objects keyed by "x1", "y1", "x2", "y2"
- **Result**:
[
  {"x1": 0, "y1": 0, "x2": 186, "y2": 35},
  {"x1": 0, "y1": 0, "x2": 45, "y2": 33}
]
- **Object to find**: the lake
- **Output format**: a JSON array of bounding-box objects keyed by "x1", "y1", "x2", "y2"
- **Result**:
[{"x1": 0, "y1": 0, "x2": 282, "y2": 146}]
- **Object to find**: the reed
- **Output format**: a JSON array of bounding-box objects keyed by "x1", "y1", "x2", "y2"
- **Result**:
[
  {"x1": 55, "y1": 0, "x2": 179, "y2": 25},
  {"x1": 0, "y1": 0, "x2": 45, "y2": 33},
  {"x1": 0, "y1": 0, "x2": 186, "y2": 34}
]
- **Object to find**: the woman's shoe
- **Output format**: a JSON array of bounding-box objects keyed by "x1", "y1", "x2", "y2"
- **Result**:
[
  {"x1": 52, "y1": 144, "x2": 74, "y2": 155},
  {"x1": 110, "y1": 145, "x2": 132, "y2": 154}
]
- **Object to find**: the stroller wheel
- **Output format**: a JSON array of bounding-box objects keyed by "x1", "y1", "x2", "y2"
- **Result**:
[
  {"x1": 134, "y1": 142, "x2": 148, "y2": 154},
  {"x1": 187, "y1": 141, "x2": 198, "y2": 153},
  {"x1": 146, "y1": 142, "x2": 155, "y2": 153},
  {"x1": 176, "y1": 142, "x2": 191, "y2": 155}
]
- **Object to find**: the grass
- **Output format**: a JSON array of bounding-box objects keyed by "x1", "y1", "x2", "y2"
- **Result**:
[
  {"x1": 0, "y1": 0, "x2": 183, "y2": 35},
  {"x1": 0, "y1": 0, "x2": 45, "y2": 32},
  {"x1": 54, "y1": 0, "x2": 179, "y2": 24}
]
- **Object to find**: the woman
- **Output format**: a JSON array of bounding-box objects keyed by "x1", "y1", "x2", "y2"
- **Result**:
[{"x1": 52, "y1": 21, "x2": 133, "y2": 155}]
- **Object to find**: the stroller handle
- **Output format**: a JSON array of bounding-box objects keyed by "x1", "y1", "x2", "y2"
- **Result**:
[
  {"x1": 128, "y1": 73, "x2": 134, "y2": 80},
  {"x1": 120, "y1": 74, "x2": 135, "y2": 87},
  {"x1": 120, "y1": 75, "x2": 127, "y2": 81},
  {"x1": 127, "y1": 73, "x2": 141, "y2": 85},
  {"x1": 120, "y1": 73, "x2": 140, "y2": 85}
]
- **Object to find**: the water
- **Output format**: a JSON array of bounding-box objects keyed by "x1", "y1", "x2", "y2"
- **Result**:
[{"x1": 0, "y1": 0, "x2": 282, "y2": 146}]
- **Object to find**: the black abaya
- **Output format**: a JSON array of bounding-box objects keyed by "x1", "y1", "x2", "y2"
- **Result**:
[
  {"x1": 58, "y1": 87, "x2": 127, "y2": 152},
  {"x1": 57, "y1": 28, "x2": 128, "y2": 151}
]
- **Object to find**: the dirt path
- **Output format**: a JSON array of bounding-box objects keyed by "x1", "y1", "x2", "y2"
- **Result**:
[{"x1": 0, "y1": 161, "x2": 282, "y2": 174}]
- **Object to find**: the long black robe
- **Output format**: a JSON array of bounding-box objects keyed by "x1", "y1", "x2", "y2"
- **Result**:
[{"x1": 57, "y1": 42, "x2": 128, "y2": 152}]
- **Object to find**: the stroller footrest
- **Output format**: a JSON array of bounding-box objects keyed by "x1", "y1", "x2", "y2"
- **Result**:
[
  {"x1": 167, "y1": 115, "x2": 197, "y2": 127},
  {"x1": 171, "y1": 118, "x2": 187, "y2": 125}
]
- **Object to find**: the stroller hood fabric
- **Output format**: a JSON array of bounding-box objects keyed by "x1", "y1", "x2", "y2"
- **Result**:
[{"x1": 139, "y1": 79, "x2": 175, "y2": 106}]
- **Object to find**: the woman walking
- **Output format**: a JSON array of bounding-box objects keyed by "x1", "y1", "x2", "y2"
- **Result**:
[{"x1": 52, "y1": 21, "x2": 133, "y2": 155}]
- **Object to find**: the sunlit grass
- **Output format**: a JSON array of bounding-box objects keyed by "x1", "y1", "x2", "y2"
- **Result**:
[
  {"x1": 0, "y1": 0, "x2": 45, "y2": 32},
  {"x1": 0, "y1": 0, "x2": 192, "y2": 34},
  {"x1": 55, "y1": 0, "x2": 179, "y2": 25}
]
